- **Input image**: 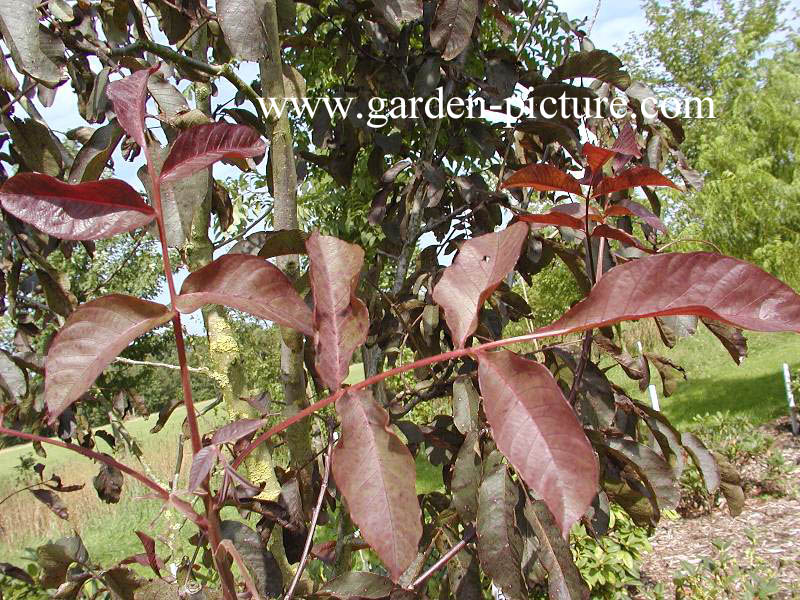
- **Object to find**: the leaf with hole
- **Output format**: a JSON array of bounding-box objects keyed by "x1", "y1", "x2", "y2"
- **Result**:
[
  {"x1": 160, "y1": 123, "x2": 266, "y2": 183},
  {"x1": 478, "y1": 350, "x2": 598, "y2": 536},
  {"x1": 331, "y1": 389, "x2": 422, "y2": 582},
  {"x1": 44, "y1": 295, "x2": 174, "y2": 423},
  {"x1": 176, "y1": 254, "x2": 313, "y2": 336},
  {"x1": 307, "y1": 232, "x2": 370, "y2": 390},
  {"x1": 430, "y1": 0, "x2": 480, "y2": 61},
  {"x1": 0, "y1": 173, "x2": 155, "y2": 241},
  {"x1": 432, "y1": 222, "x2": 528, "y2": 348}
]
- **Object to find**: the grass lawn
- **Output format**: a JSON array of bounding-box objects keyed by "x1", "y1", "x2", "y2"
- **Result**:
[
  {"x1": 0, "y1": 401, "x2": 224, "y2": 566},
  {"x1": 610, "y1": 327, "x2": 800, "y2": 428}
]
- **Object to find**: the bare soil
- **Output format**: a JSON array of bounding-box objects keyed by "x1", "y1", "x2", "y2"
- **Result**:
[{"x1": 639, "y1": 417, "x2": 800, "y2": 598}]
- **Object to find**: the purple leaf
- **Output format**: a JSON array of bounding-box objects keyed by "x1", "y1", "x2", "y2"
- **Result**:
[
  {"x1": 160, "y1": 123, "x2": 266, "y2": 183},
  {"x1": 211, "y1": 418, "x2": 267, "y2": 446},
  {"x1": 538, "y1": 252, "x2": 800, "y2": 337},
  {"x1": 306, "y1": 232, "x2": 369, "y2": 390},
  {"x1": 331, "y1": 390, "x2": 422, "y2": 582},
  {"x1": 0, "y1": 173, "x2": 155, "y2": 241},
  {"x1": 45, "y1": 295, "x2": 174, "y2": 423},
  {"x1": 188, "y1": 446, "x2": 219, "y2": 493},
  {"x1": 106, "y1": 66, "x2": 158, "y2": 149},
  {"x1": 175, "y1": 254, "x2": 313, "y2": 336},
  {"x1": 478, "y1": 350, "x2": 598, "y2": 536},
  {"x1": 432, "y1": 222, "x2": 528, "y2": 348}
]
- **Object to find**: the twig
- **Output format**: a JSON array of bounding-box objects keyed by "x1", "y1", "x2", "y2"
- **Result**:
[
  {"x1": 109, "y1": 40, "x2": 265, "y2": 122},
  {"x1": 411, "y1": 526, "x2": 476, "y2": 590},
  {"x1": 587, "y1": 0, "x2": 602, "y2": 36},
  {"x1": 657, "y1": 238, "x2": 722, "y2": 254},
  {"x1": 0, "y1": 81, "x2": 38, "y2": 114},
  {"x1": 284, "y1": 434, "x2": 334, "y2": 600},
  {"x1": 114, "y1": 356, "x2": 213, "y2": 376}
]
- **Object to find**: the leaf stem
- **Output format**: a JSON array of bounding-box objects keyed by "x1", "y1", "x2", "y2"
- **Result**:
[
  {"x1": 146, "y1": 159, "x2": 203, "y2": 456},
  {"x1": 233, "y1": 328, "x2": 565, "y2": 469},
  {"x1": 411, "y1": 526, "x2": 476, "y2": 590}
]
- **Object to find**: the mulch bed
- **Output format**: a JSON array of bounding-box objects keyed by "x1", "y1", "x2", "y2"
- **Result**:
[{"x1": 638, "y1": 417, "x2": 800, "y2": 598}]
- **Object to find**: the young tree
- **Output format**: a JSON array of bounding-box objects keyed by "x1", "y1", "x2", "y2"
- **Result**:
[{"x1": 0, "y1": 1, "x2": 799, "y2": 599}]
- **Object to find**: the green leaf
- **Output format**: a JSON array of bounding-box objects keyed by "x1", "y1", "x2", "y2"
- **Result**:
[
  {"x1": 524, "y1": 499, "x2": 589, "y2": 600},
  {"x1": 220, "y1": 520, "x2": 283, "y2": 598},
  {"x1": 477, "y1": 451, "x2": 526, "y2": 600},
  {"x1": 451, "y1": 431, "x2": 481, "y2": 523}
]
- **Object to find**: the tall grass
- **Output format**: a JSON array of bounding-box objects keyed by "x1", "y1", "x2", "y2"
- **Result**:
[{"x1": 0, "y1": 401, "x2": 224, "y2": 566}]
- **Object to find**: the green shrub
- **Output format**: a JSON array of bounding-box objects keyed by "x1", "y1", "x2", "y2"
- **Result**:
[{"x1": 570, "y1": 504, "x2": 652, "y2": 599}]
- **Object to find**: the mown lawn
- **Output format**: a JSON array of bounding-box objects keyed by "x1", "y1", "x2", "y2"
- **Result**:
[{"x1": 610, "y1": 327, "x2": 800, "y2": 428}]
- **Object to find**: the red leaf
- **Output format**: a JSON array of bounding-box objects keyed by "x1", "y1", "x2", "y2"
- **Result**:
[
  {"x1": 134, "y1": 532, "x2": 162, "y2": 578},
  {"x1": 188, "y1": 446, "x2": 219, "y2": 493},
  {"x1": 516, "y1": 211, "x2": 584, "y2": 230},
  {"x1": 0, "y1": 173, "x2": 155, "y2": 241},
  {"x1": 45, "y1": 295, "x2": 174, "y2": 423},
  {"x1": 175, "y1": 254, "x2": 313, "y2": 336},
  {"x1": 538, "y1": 252, "x2": 800, "y2": 337},
  {"x1": 106, "y1": 67, "x2": 158, "y2": 149},
  {"x1": 478, "y1": 350, "x2": 598, "y2": 536},
  {"x1": 160, "y1": 123, "x2": 266, "y2": 183},
  {"x1": 591, "y1": 224, "x2": 654, "y2": 253},
  {"x1": 211, "y1": 418, "x2": 267, "y2": 446},
  {"x1": 581, "y1": 143, "x2": 616, "y2": 173},
  {"x1": 611, "y1": 122, "x2": 642, "y2": 159},
  {"x1": 331, "y1": 390, "x2": 422, "y2": 581},
  {"x1": 604, "y1": 199, "x2": 666, "y2": 233},
  {"x1": 432, "y1": 223, "x2": 529, "y2": 348},
  {"x1": 593, "y1": 166, "x2": 680, "y2": 198},
  {"x1": 501, "y1": 164, "x2": 583, "y2": 196},
  {"x1": 306, "y1": 232, "x2": 369, "y2": 390}
]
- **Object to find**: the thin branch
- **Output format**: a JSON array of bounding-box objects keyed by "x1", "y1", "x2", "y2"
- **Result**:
[
  {"x1": 0, "y1": 425, "x2": 177, "y2": 505},
  {"x1": 109, "y1": 40, "x2": 266, "y2": 122},
  {"x1": 114, "y1": 356, "x2": 214, "y2": 376},
  {"x1": 233, "y1": 327, "x2": 597, "y2": 469},
  {"x1": 411, "y1": 526, "x2": 476, "y2": 590},
  {"x1": 657, "y1": 238, "x2": 722, "y2": 254},
  {"x1": 284, "y1": 434, "x2": 334, "y2": 600},
  {"x1": 0, "y1": 81, "x2": 38, "y2": 114}
]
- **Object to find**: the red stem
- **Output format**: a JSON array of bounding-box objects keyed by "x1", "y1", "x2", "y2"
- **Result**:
[
  {"x1": 234, "y1": 329, "x2": 558, "y2": 469},
  {"x1": 145, "y1": 160, "x2": 202, "y2": 456}
]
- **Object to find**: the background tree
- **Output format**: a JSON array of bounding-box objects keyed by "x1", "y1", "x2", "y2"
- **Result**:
[{"x1": 623, "y1": 0, "x2": 800, "y2": 287}]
